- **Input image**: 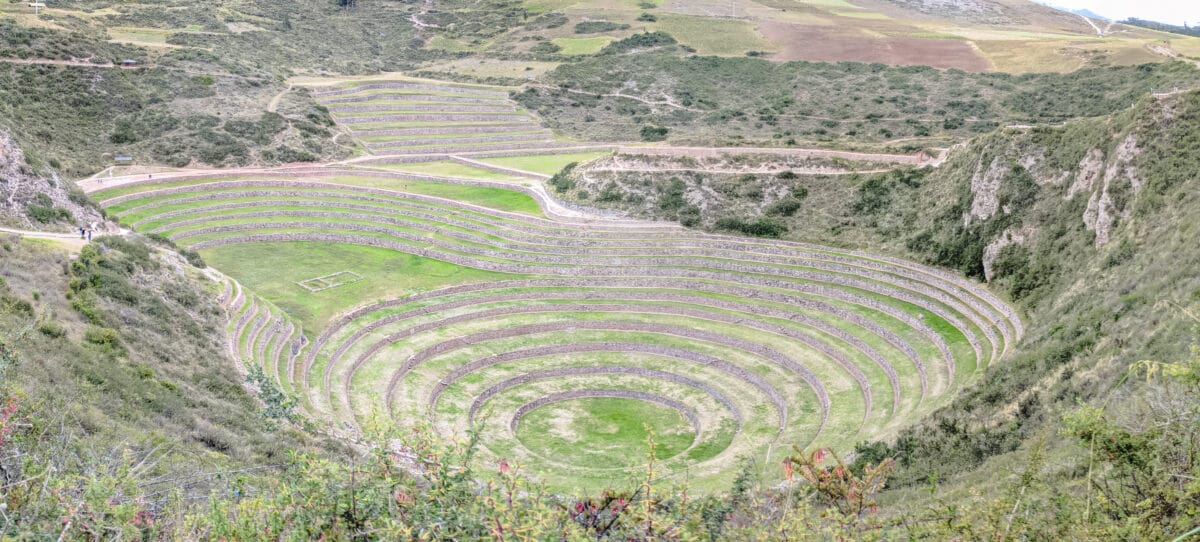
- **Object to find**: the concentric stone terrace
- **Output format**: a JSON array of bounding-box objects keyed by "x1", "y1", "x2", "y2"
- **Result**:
[{"x1": 87, "y1": 168, "x2": 1021, "y2": 491}]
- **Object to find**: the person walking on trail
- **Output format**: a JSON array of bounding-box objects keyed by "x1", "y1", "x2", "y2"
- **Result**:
[
  {"x1": 86, "y1": 229, "x2": 92, "y2": 242},
  {"x1": 79, "y1": 226, "x2": 85, "y2": 239}
]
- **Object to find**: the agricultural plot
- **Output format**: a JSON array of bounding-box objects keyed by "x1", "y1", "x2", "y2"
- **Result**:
[
  {"x1": 86, "y1": 167, "x2": 1022, "y2": 492},
  {"x1": 309, "y1": 78, "x2": 577, "y2": 159}
]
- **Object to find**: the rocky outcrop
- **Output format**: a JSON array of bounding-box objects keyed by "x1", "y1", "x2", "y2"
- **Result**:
[
  {"x1": 1083, "y1": 135, "x2": 1141, "y2": 247},
  {"x1": 1067, "y1": 149, "x2": 1105, "y2": 198},
  {"x1": 965, "y1": 152, "x2": 1007, "y2": 225},
  {"x1": 0, "y1": 130, "x2": 105, "y2": 231},
  {"x1": 982, "y1": 226, "x2": 1035, "y2": 282}
]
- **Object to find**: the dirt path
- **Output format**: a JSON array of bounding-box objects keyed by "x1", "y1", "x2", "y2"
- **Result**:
[
  {"x1": 266, "y1": 83, "x2": 292, "y2": 113},
  {"x1": 1078, "y1": 14, "x2": 1105, "y2": 37},
  {"x1": 0, "y1": 226, "x2": 87, "y2": 250},
  {"x1": 589, "y1": 166, "x2": 894, "y2": 176},
  {"x1": 616, "y1": 145, "x2": 944, "y2": 166},
  {"x1": 529, "y1": 84, "x2": 698, "y2": 111},
  {"x1": 1146, "y1": 44, "x2": 1200, "y2": 70},
  {"x1": 0, "y1": 58, "x2": 115, "y2": 68}
]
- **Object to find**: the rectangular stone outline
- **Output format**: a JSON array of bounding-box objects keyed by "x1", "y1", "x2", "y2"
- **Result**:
[{"x1": 296, "y1": 271, "x2": 364, "y2": 293}]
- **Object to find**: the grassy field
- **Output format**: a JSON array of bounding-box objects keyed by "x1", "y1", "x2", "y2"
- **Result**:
[
  {"x1": 652, "y1": 14, "x2": 777, "y2": 56},
  {"x1": 477, "y1": 152, "x2": 610, "y2": 176},
  {"x1": 107, "y1": 27, "x2": 175, "y2": 47},
  {"x1": 202, "y1": 242, "x2": 514, "y2": 329},
  {"x1": 514, "y1": 397, "x2": 698, "y2": 468},
  {"x1": 358, "y1": 161, "x2": 524, "y2": 182},
  {"x1": 94, "y1": 175, "x2": 544, "y2": 215}
]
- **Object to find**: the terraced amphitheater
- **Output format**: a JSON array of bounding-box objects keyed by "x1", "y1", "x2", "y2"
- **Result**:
[
  {"x1": 83, "y1": 161, "x2": 1021, "y2": 491},
  {"x1": 70, "y1": 77, "x2": 1021, "y2": 491}
]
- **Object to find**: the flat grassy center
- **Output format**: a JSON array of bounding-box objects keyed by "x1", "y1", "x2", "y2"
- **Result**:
[{"x1": 514, "y1": 397, "x2": 696, "y2": 469}]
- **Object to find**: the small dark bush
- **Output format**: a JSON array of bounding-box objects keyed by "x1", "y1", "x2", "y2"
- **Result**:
[
  {"x1": 83, "y1": 325, "x2": 122, "y2": 351},
  {"x1": 765, "y1": 197, "x2": 803, "y2": 217},
  {"x1": 574, "y1": 21, "x2": 630, "y2": 34},
  {"x1": 38, "y1": 320, "x2": 66, "y2": 338},
  {"x1": 601, "y1": 32, "x2": 675, "y2": 54},
  {"x1": 640, "y1": 125, "x2": 669, "y2": 141},
  {"x1": 182, "y1": 250, "x2": 206, "y2": 269},
  {"x1": 531, "y1": 41, "x2": 562, "y2": 55},
  {"x1": 548, "y1": 163, "x2": 578, "y2": 193},
  {"x1": 715, "y1": 217, "x2": 787, "y2": 238}
]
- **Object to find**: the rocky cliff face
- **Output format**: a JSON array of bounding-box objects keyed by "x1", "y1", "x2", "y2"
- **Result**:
[{"x1": 0, "y1": 130, "x2": 105, "y2": 232}]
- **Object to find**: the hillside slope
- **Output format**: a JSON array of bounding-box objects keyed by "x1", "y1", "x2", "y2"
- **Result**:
[{"x1": 559, "y1": 88, "x2": 1200, "y2": 495}]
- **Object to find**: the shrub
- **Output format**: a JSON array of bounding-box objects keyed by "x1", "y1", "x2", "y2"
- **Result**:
[
  {"x1": 657, "y1": 178, "x2": 687, "y2": 211},
  {"x1": 223, "y1": 112, "x2": 287, "y2": 145},
  {"x1": 110, "y1": 109, "x2": 180, "y2": 144},
  {"x1": 715, "y1": 217, "x2": 787, "y2": 238},
  {"x1": 853, "y1": 176, "x2": 892, "y2": 214},
  {"x1": 640, "y1": 125, "x2": 669, "y2": 141},
  {"x1": 526, "y1": 13, "x2": 568, "y2": 30},
  {"x1": 531, "y1": 41, "x2": 562, "y2": 55},
  {"x1": 597, "y1": 182, "x2": 624, "y2": 202},
  {"x1": 181, "y1": 249, "x2": 206, "y2": 268},
  {"x1": 83, "y1": 325, "x2": 122, "y2": 351},
  {"x1": 37, "y1": 320, "x2": 66, "y2": 338},
  {"x1": 574, "y1": 21, "x2": 630, "y2": 34},
  {"x1": 548, "y1": 162, "x2": 578, "y2": 193},
  {"x1": 26, "y1": 193, "x2": 73, "y2": 224},
  {"x1": 601, "y1": 32, "x2": 675, "y2": 54},
  {"x1": 765, "y1": 197, "x2": 803, "y2": 217},
  {"x1": 638, "y1": 13, "x2": 657, "y2": 22},
  {"x1": 678, "y1": 205, "x2": 701, "y2": 227}
]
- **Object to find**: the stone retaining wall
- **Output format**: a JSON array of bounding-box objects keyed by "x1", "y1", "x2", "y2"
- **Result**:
[{"x1": 312, "y1": 83, "x2": 508, "y2": 99}]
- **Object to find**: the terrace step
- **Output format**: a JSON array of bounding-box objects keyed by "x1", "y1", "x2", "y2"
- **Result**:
[
  {"x1": 338, "y1": 114, "x2": 533, "y2": 124},
  {"x1": 322, "y1": 94, "x2": 511, "y2": 106},
  {"x1": 354, "y1": 124, "x2": 548, "y2": 137},
  {"x1": 366, "y1": 132, "x2": 554, "y2": 150},
  {"x1": 373, "y1": 141, "x2": 576, "y2": 156},
  {"x1": 329, "y1": 104, "x2": 518, "y2": 114},
  {"x1": 447, "y1": 155, "x2": 551, "y2": 180},
  {"x1": 313, "y1": 82, "x2": 508, "y2": 99}
]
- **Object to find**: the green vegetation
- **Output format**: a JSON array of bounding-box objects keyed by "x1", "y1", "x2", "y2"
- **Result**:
[
  {"x1": 360, "y1": 161, "x2": 522, "y2": 182},
  {"x1": 515, "y1": 397, "x2": 695, "y2": 468},
  {"x1": 573, "y1": 21, "x2": 630, "y2": 34},
  {"x1": 652, "y1": 15, "x2": 776, "y2": 57},
  {"x1": 24, "y1": 193, "x2": 73, "y2": 224},
  {"x1": 201, "y1": 242, "x2": 513, "y2": 329},
  {"x1": 551, "y1": 36, "x2": 614, "y2": 55},
  {"x1": 0, "y1": 236, "x2": 335, "y2": 532},
  {"x1": 477, "y1": 151, "x2": 609, "y2": 175},
  {"x1": 515, "y1": 48, "x2": 1200, "y2": 146}
]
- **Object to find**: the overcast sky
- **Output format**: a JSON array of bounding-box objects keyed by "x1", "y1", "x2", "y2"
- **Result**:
[{"x1": 1038, "y1": 0, "x2": 1200, "y2": 26}]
